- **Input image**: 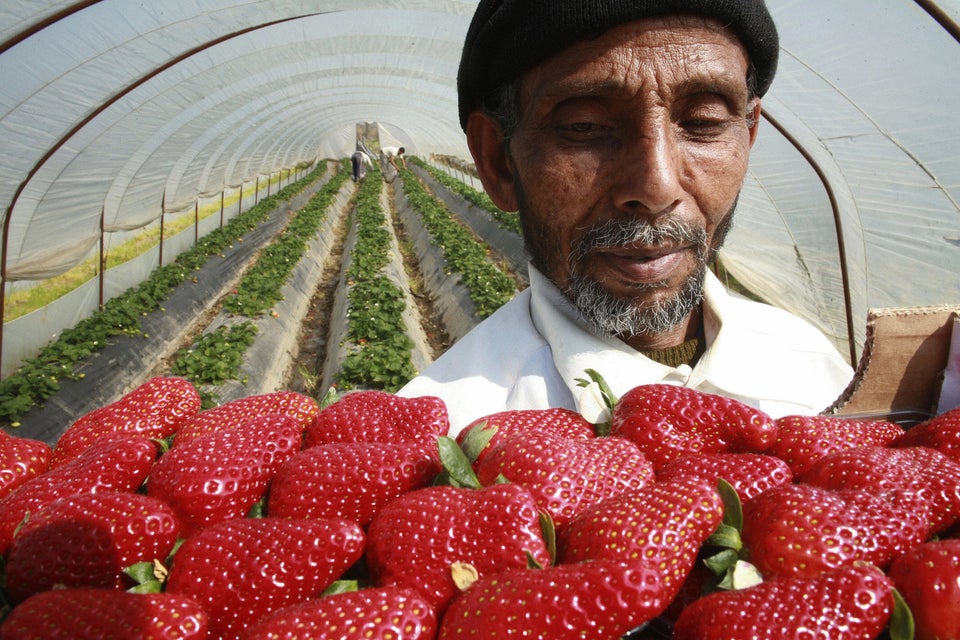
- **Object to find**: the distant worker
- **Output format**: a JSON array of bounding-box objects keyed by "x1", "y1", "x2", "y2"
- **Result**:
[
  {"x1": 351, "y1": 149, "x2": 371, "y2": 182},
  {"x1": 380, "y1": 146, "x2": 407, "y2": 183}
]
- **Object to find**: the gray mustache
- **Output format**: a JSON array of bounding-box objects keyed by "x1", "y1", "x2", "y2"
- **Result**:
[{"x1": 572, "y1": 218, "x2": 707, "y2": 262}]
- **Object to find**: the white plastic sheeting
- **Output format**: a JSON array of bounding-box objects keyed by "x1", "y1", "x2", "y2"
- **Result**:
[{"x1": 1, "y1": 0, "x2": 958, "y2": 368}]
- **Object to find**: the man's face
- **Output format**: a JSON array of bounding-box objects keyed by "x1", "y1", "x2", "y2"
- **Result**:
[{"x1": 471, "y1": 16, "x2": 760, "y2": 349}]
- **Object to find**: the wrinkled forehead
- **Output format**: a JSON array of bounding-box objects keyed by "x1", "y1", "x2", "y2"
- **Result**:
[{"x1": 518, "y1": 17, "x2": 752, "y2": 105}]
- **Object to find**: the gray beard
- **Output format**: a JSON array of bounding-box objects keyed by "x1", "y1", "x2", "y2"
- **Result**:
[{"x1": 562, "y1": 217, "x2": 710, "y2": 338}]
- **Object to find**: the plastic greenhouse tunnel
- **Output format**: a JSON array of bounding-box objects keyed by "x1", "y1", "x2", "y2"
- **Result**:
[{"x1": 1, "y1": 0, "x2": 959, "y2": 443}]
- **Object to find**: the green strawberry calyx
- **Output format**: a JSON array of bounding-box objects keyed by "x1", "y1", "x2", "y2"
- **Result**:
[
  {"x1": 574, "y1": 368, "x2": 618, "y2": 436},
  {"x1": 436, "y1": 435, "x2": 483, "y2": 489},
  {"x1": 701, "y1": 478, "x2": 759, "y2": 592}
]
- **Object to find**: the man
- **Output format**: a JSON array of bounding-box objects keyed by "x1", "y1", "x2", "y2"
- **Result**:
[
  {"x1": 383, "y1": 145, "x2": 407, "y2": 171},
  {"x1": 351, "y1": 149, "x2": 371, "y2": 182},
  {"x1": 399, "y1": 0, "x2": 853, "y2": 432}
]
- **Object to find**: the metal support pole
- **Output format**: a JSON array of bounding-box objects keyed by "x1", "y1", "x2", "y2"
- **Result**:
[{"x1": 98, "y1": 207, "x2": 106, "y2": 310}]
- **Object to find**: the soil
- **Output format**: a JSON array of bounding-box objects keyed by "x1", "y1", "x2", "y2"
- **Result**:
[
  {"x1": 388, "y1": 186, "x2": 453, "y2": 358},
  {"x1": 284, "y1": 202, "x2": 351, "y2": 397}
]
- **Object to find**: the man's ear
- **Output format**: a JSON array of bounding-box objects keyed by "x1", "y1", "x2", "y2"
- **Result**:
[
  {"x1": 465, "y1": 111, "x2": 519, "y2": 212},
  {"x1": 747, "y1": 97, "x2": 762, "y2": 147}
]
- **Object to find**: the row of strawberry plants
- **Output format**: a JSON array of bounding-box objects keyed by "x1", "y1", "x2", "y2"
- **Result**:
[
  {"x1": 220, "y1": 163, "x2": 350, "y2": 317},
  {"x1": 398, "y1": 167, "x2": 517, "y2": 319},
  {"x1": 333, "y1": 174, "x2": 417, "y2": 392},
  {"x1": 412, "y1": 157, "x2": 521, "y2": 235},
  {"x1": 0, "y1": 163, "x2": 332, "y2": 425},
  {"x1": 171, "y1": 163, "x2": 351, "y2": 404}
]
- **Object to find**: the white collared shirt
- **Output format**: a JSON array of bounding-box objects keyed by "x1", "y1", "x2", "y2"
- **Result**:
[{"x1": 398, "y1": 265, "x2": 854, "y2": 435}]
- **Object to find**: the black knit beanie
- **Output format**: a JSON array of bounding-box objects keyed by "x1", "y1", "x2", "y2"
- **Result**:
[{"x1": 457, "y1": 0, "x2": 779, "y2": 130}]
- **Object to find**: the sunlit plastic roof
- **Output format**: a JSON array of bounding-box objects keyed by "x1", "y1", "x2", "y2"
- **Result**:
[{"x1": 2, "y1": 0, "x2": 959, "y2": 368}]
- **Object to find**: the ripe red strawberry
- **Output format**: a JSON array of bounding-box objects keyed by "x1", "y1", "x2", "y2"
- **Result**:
[
  {"x1": 365, "y1": 483, "x2": 552, "y2": 613},
  {"x1": 4, "y1": 491, "x2": 179, "y2": 602},
  {"x1": 893, "y1": 406, "x2": 960, "y2": 462},
  {"x1": 741, "y1": 483, "x2": 932, "y2": 580},
  {"x1": 671, "y1": 563, "x2": 893, "y2": 639},
  {"x1": 800, "y1": 444, "x2": 960, "y2": 532},
  {"x1": 455, "y1": 407, "x2": 595, "y2": 466},
  {"x1": 148, "y1": 413, "x2": 303, "y2": 536},
  {"x1": 0, "y1": 430, "x2": 51, "y2": 500},
  {"x1": 474, "y1": 430, "x2": 654, "y2": 526},
  {"x1": 557, "y1": 478, "x2": 723, "y2": 594},
  {"x1": 610, "y1": 384, "x2": 776, "y2": 470},
  {"x1": 240, "y1": 586, "x2": 438, "y2": 640},
  {"x1": 656, "y1": 452, "x2": 791, "y2": 504},
  {"x1": 767, "y1": 413, "x2": 904, "y2": 477},
  {"x1": 0, "y1": 435, "x2": 158, "y2": 555},
  {"x1": 0, "y1": 588, "x2": 209, "y2": 640},
  {"x1": 174, "y1": 390, "x2": 319, "y2": 442},
  {"x1": 304, "y1": 390, "x2": 449, "y2": 455},
  {"x1": 439, "y1": 559, "x2": 672, "y2": 639},
  {"x1": 888, "y1": 538, "x2": 960, "y2": 640},
  {"x1": 50, "y1": 376, "x2": 200, "y2": 467},
  {"x1": 165, "y1": 517, "x2": 365, "y2": 640},
  {"x1": 267, "y1": 441, "x2": 440, "y2": 526}
]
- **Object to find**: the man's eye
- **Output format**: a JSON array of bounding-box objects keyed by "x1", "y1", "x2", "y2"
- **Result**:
[
  {"x1": 564, "y1": 122, "x2": 598, "y2": 133},
  {"x1": 681, "y1": 118, "x2": 731, "y2": 137}
]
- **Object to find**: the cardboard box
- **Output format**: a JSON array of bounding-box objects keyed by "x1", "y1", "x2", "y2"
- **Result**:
[{"x1": 826, "y1": 305, "x2": 960, "y2": 425}]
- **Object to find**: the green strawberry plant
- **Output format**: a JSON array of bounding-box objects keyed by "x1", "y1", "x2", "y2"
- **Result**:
[
  {"x1": 222, "y1": 167, "x2": 350, "y2": 316},
  {"x1": 334, "y1": 170, "x2": 417, "y2": 392},
  {"x1": 410, "y1": 156, "x2": 521, "y2": 235},
  {"x1": 398, "y1": 166, "x2": 517, "y2": 319},
  {"x1": 171, "y1": 321, "x2": 259, "y2": 391}
]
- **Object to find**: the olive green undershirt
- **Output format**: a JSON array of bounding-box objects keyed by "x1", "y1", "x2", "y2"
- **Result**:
[{"x1": 640, "y1": 335, "x2": 705, "y2": 369}]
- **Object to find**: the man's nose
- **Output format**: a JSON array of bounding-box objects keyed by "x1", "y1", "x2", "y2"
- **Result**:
[{"x1": 612, "y1": 124, "x2": 683, "y2": 218}]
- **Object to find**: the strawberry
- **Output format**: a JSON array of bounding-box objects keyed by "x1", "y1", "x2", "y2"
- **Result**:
[
  {"x1": 800, "y1": 444, "x2": 960, "y2": 532},
  {"x1": 365, "y1": 483, "x2": 552, "y2": 613},
  {"x1": 0, "y1": 430, "x2": 51, "y2": 500},
  {"x1": 888, "y1": 538, "x2": 960, "y2": 640},
  {"x1": 656, "y1": 452, "x2": 791, "y2": 504},
  {"x1": 0, "y1": 588, "x2": 209, "y2": 640},
  {"x1": 240, "y1": 586, "x2": 438, "y2": 640},
  {"x1": 4, "y1": 492, "x2": 179, "y2": 602},
  {"x1": 174, "y1": 390, "x2": 319, "y2": 442},
  {"x1": 671, "y1": 563, "x2": 894, "y2": 640},
  {"x1": 473, "y1": 430, "x2": 654, "y2": 526},
  {"x1": 304, "y1": 390, "x2": 449, "y2": 455},
  {"x1": 165, "y1": 517, "x2": 365, "y2": 640},
  {"x1": 267, "y1": 441, "x2": 440, "y2": 526},
  {"x1": 557, "y1": 478, "x2": 724, "y2": 594},
  {"x1": 767, "y1": 413, "x2": 904, "y2": 477},
  {"x1": 609, "y1": 384, "x2": 776, "y2": 470},
  {"x1": 741, "y1": 483, "x2": 932, "y2": 579},
  {"x1": 50, "y1": 376, "x2": 200, "y2": 467},
  {"x1": 0, "y1": 435, "x2": 158, "y2": 555},
  {"x1": 438, "y1": 559, "x2": 673, "y2": 639},
  {"x1": 147, "y1": 413, "x2": 303, "y2": 536},
  {"x1": 455, "y1": 407, "x2": 595, "y2": 466},
  {"x1": 892, "y1": 406, "x2": 960, "y2": 462}
]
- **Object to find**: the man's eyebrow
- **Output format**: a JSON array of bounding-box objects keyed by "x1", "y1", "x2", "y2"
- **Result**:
[
  {"x1": 673, "y1": 75, "x2": 748, "y2": 100},
  {"x1": 538, "y1": 77, "x2": 626, "y2": 100},
  {"x1": 535, "y1": 74, "x2": 748, "y2": 103}
]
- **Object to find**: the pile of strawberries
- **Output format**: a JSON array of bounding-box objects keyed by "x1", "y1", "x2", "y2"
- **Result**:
[{"x1": 1, "y1": 374, "x2": 959, "y2": 639}]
